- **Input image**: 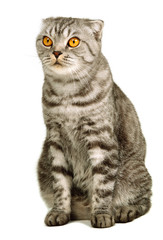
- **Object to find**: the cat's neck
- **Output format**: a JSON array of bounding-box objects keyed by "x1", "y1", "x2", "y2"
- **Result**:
[{"x1": 43, "y1": 54, "x2": 111, "y2": 98}]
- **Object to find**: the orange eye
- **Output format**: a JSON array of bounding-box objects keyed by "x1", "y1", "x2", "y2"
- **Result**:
[
  {"x1": 43, "y1": 36, "x2": 53, "y2": 47},
  {"x1": 68, "y1": 37, "x2": 80, "y2": 48}
]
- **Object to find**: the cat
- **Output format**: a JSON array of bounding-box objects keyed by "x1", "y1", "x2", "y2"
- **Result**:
[{"x1": 36, "y1": 17, "x2": 152, "y2": 228}]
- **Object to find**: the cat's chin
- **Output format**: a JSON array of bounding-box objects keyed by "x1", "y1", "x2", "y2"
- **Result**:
[
  {"x1": 45, "y1": 64, "x2": 78, "y2": 79},
  {"x1": 51, "y1": 65, "x2": 70, "y2": 75}
]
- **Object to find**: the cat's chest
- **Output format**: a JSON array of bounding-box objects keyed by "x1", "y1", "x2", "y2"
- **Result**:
[
  {"x1": 43, "y1": 102, "x2": 84, "y2": 142},
  {"x1": 44, "y1": 103, "x2": 80, "y2": 130},
  {"x1": 61, "y1": 115, "x2": 91, "y2": 190},
  {"x1": 52, "y1": 107, "x2": 91, "y2": 186},
  {"x1": 43, "y1": 95, "x2": 95, "y2": 134}
]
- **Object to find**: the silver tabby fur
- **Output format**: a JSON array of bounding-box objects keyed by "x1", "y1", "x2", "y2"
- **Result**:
[{"x1": 36, "y1": 17, "x2": 152, "y2": 228}]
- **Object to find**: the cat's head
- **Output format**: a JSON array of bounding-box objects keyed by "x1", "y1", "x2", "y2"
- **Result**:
[{"x1": 36, "y1": 17, "x2": 104, "y2": 79}]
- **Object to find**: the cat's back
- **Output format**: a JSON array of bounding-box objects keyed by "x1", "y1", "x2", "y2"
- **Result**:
[
  {"x1": 113, "y1": 82, "x2": 141, "y2": 126},
  {"x1": 112, "y1": 82, "x2": 146, "y2": 159}
]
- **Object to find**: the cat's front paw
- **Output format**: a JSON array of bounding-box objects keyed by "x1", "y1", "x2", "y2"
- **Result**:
[
  {"x1": 45, "y1": 210, "x2": 70, "y2": 226},
  {"x1": 91, "y1": 213, "x2": 115, "y2": 228}
]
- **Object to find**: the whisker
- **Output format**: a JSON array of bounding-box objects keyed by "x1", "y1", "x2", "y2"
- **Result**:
[
  {"x1": 42, "y1": 56, "x2": 51, "y2": 61},
  {"x1": 43, "y1": 60, "x2": 51, "y2": 65},
  {"x1": 42, "y1": 56, "x2": 51, "y2": 65}
]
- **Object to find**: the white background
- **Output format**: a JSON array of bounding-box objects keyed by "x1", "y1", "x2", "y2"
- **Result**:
[{"x1": 0, "y1": 0, "x2": 163, "y2": 239}]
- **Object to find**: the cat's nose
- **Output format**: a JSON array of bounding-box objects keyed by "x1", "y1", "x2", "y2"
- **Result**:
[{"x1": 53, "y1": 51, "x2": 62, "y2": 58}]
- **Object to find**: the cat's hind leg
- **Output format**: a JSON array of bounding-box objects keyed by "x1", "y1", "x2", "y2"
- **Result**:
[
  {"x1": 113, "y1": 160, "x2": 152, "y2": 223},
  {"x1": 115, "y1": 198, "x2": 151, "y2": 223}
]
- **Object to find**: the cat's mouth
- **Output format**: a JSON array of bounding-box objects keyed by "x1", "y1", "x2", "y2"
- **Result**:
[
  {"x1": 49, "y1": 54, "x2": 63, "y2": 67},
  {"x1": 53, "y1": 59, "x2": 63, "y2": 67}
]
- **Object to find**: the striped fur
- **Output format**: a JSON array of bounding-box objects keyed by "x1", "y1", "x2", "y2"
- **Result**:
[{"x1": 36, "y1": 17, "x2": 152, "y2": 228}]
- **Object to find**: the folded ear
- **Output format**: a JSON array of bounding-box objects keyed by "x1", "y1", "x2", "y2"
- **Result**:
[{"x1": 87, "y1": 19, "x2": 104, "y2": 41}]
